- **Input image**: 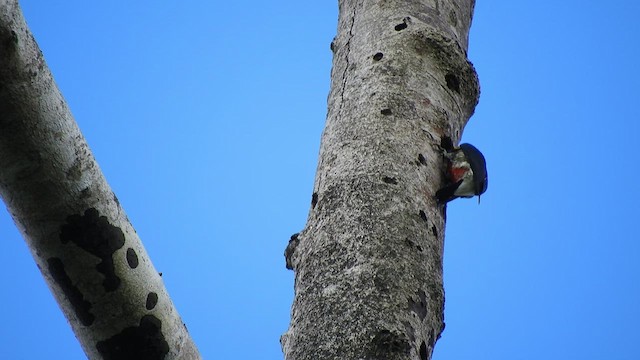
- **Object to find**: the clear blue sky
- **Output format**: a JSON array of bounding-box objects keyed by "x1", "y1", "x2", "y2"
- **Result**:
[{"x1": 1, "y1": 1, "x2": 639, "y2": 359}]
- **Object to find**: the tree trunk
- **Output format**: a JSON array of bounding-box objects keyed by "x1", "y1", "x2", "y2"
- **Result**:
[
  {"x1": 0, "y1": 2, "x2": 200, "y2": 359},
  {"x1": 282, "y1": 0, "x2": 478, "y2": 359}
]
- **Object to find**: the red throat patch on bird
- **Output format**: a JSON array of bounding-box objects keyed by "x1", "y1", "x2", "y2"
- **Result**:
[{"x1": 449, "y1": 166, "x2": 469, "y2": 183}]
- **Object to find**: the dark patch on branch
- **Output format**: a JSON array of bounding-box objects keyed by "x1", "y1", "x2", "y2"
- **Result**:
[
  {"x1": 59, "y1": 208, "x2": 125, "y2": 292},
  {"x1": 395, "y1": 22, "x2": 408, "y2": 31},
  {"x1": 380, "y1": 108, "x2": 393, "y2": 115},
  {"x1": 419, "y1": 210, "x2": 428, "y2": 222},
  {"x1": 373, "y1": 52, "x2": 383, "y2": 61},
  {"x1": 126, "y1": 248, "x2": 139, "y2": 269},
  {"x1": 48, "y1": 257, "x2": 95, "y2": 326},
  {"x1": 311, "y1": 192, "x2": 318, "y2": 209},
  {"x1": 96, "y1": 315, "x2": 169, "y2": 360},
  {"x1": 394, "y1": 17, "x2": 411, "y2": 31},
  {"x1": 146, "y1": 292, "x2": 158, "y2": 310}
]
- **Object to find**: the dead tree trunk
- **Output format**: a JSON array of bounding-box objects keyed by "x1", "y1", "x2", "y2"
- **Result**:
[
  {"x1": 282, "y1": 0, "x2": 479, "y2": 359},
  {"x1": 0, "y1": 2, "x2": 200, "y2": 359}
]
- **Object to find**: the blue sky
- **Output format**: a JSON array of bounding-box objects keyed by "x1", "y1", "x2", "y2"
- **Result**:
[{"x1": 1, "y1": 1, "x2": 639, "y2": 359}]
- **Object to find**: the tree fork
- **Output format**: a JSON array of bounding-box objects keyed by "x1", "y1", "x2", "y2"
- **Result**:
[
  {"x1": 282, "y1": 0, "x2": 479, "y2": 359},
  {"x1": 0, "y1": 2, "x2": 200, "y2": 358}
]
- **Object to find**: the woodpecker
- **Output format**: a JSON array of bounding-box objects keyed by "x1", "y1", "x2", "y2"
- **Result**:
[{"x1": 436, "y1": 143, "x2": 488, "y2": 203}]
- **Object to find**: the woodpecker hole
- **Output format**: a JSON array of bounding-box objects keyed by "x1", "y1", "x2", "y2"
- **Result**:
[
  {"x1": 382, "y1": 176, "x2": 398, "y2": 184},
  {"x1": 440, "y1": 136, "x2": 454, "y2": 151},
  {"x1": 395, "y1": 22, "x2": 408, "y2": 31},
  {"x1": 311, "y1": 192, "x2": 318, "y2": 208},
  {"x1": 373, "y1": 52, "x2": 384, "y2": 61},
  {"x1": 381, "y1": 108, "x2": 392, "y2": 115},
  {"x1": 419, "y1": 210, "x2": 428, "y2": 222},
  {"x1": 445, "y1": 73, "x2": 460, "y2": 93},
  {"x1": 418, "y1": 154, "x2": 427, "y2": 166}
]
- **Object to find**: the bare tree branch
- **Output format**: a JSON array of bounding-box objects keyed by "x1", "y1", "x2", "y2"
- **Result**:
[{"x1": 0, "y1": 2, "x2": 200, "y2": 358}]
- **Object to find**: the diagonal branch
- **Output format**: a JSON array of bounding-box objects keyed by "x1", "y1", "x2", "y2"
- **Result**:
[{"x1": 0, "y1": 2, "x2": 200, "y2": 358}]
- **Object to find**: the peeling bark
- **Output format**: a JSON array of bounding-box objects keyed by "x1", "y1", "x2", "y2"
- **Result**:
[
  {"x1": 0, "y1": 2, "x2": 200, "y2": 359},
  {"x1": 282, "y1": 0, "x2": 479, "y2": 359}
]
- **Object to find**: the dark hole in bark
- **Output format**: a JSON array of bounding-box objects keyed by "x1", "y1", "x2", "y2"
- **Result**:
[
  {"x1": 440, "y1": 136, "x2": 454, "y2": 151},
  {"x1": 445, "y1": 73, "x2": 460, "y2": 93},
  {"x1": 395, "y1": 22, "x2": 408, "y2": 31}
]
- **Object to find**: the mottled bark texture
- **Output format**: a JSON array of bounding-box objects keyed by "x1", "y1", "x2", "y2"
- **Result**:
[
  {"x1": 0, "y1": 2, "x2": 200, "y2": 359},
  {"x1": 282, "y1": 0, "x2": 479, "y2": 359}
]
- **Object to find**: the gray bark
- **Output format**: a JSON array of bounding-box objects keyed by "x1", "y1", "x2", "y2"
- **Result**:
[
  {"x1": 282, "y1": 0, "x2": 478, "y2": 359},
  {"x1": 0, "y1": 2, "x2": 200, "y2": 359}
]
